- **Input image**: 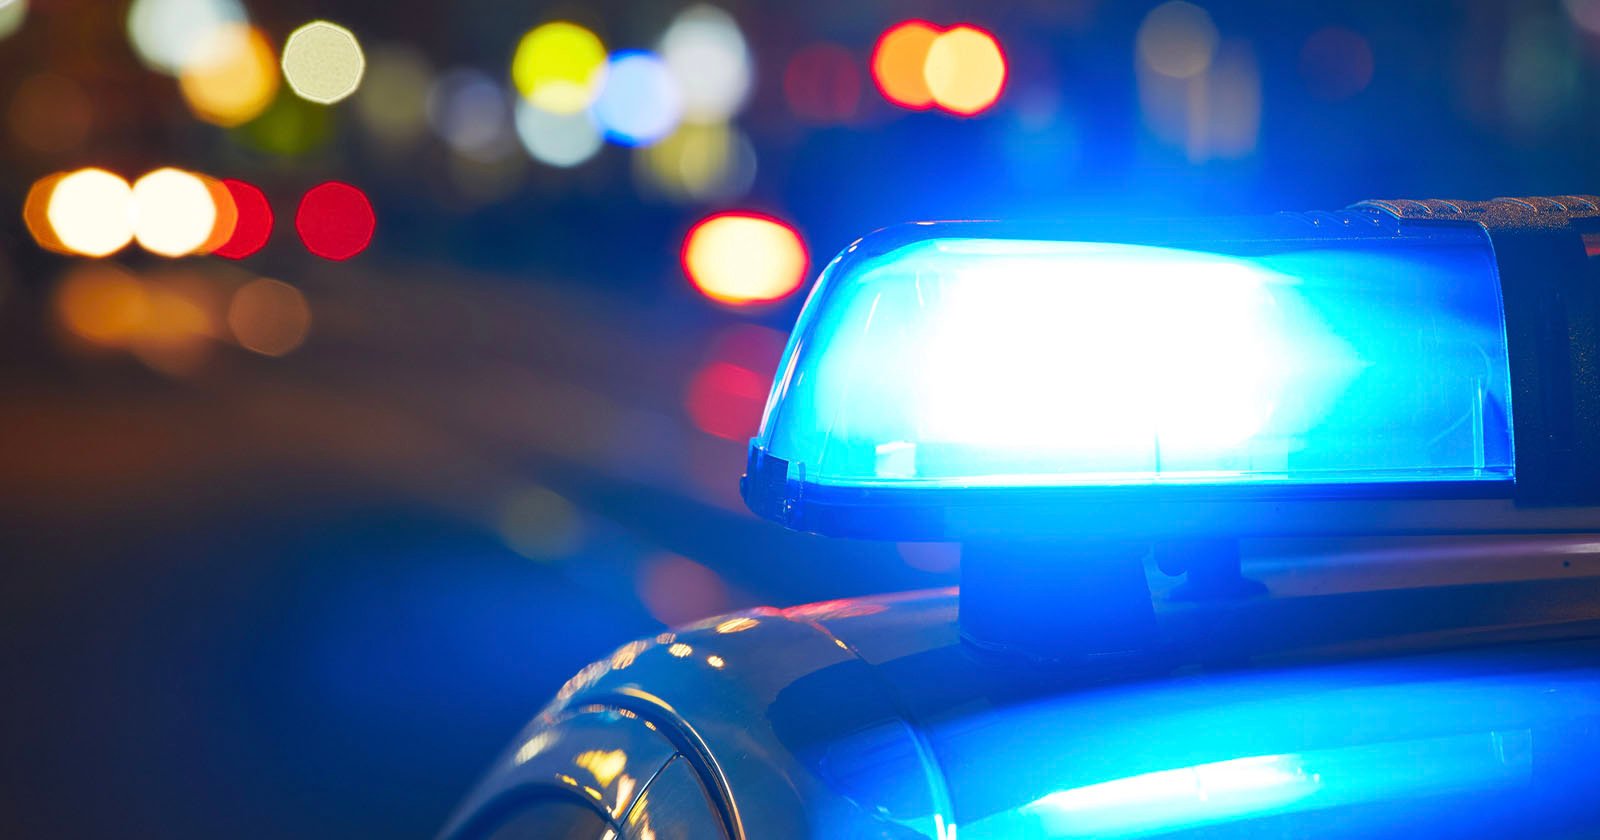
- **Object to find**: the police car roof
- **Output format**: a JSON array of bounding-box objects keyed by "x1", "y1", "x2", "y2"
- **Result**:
[{"x1": 450, "y1": 536, "x2": 1600, "y2": 838}]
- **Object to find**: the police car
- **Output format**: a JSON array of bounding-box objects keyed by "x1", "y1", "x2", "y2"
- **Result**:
[{"x1": 442, "y1": 196, "x2": 1600, "y2": 839}]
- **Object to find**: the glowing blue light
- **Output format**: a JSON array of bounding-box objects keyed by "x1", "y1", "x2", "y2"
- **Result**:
[
  {"x1": 754, "y1": 230, "x2": 1513, "y2": 489},
  {"x1": 590, "y1": 51, "x2": 682, "y2": 147},
  {"x1": 1013, "y1": 733, "x2": 1529, "y2": 837}
]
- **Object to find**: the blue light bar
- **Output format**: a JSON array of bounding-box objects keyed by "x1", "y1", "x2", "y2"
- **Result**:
[{"x1": 744, "y1": 218, "x2": 1518, "y2": 538}]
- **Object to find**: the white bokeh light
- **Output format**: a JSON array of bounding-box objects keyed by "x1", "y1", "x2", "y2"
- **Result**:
[
  {"x1": 514, "y1": 99, "x2": 603, "y2": 168},
  {"x1": 47, "y1": 169, "x2": 135, "y2": 258},
  {"x1": 428, "y1": 68, "x2": 517, "y2": 161},
  {"x1": 132, "y1": 169, "x2": 218, "y2": 258},
  {"x1": 127, "y1": 0, "x2": 246, "y2": 75},
  {"x1": 658, "y1": 5, "x2": 752, "y2": 122}
]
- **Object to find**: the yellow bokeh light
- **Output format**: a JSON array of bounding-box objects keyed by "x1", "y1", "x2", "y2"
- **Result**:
[
  {"x1": 682, "y1": 213, "x2": 809, "y2": 306},
  {"x1": 281, "y1": 20, "x2": 365, "y2": 105},
  {"x1": 132, "y1": 168, "x2": 217, "y2": 258},
  {"x1": 1137, "y1": 1, "x2": 1219, "y2": 79},
  {"x1": 511, "y1": 21, "x2": 607, "y2": 114},
  {"x1": 0, "y1": 0, "x2": 28, "y2": 41},
  {"x1": 180, "y1": 24, "x2": 279, "y2": 126},
  {"x1": 227, "y1": 277, "x2": 311, "y2": 356},
  {"x1": 56, "y1": 264, "x2": 149, "y2": 344},
  {"x1": 496, "y1": 484, "x2": 583, "y2": 559},
  {"x1": 636, "y1": 121, "x2": 755, "y2": 201},
  {"x1": 48, "y1": 168, "x2": 134, "y2": 257},
  {"x1": 924, "y1": 25, "x2": 1007, "y2": 116},
  {"x1": 355, "y1": 45, "x2": 434, "y2": 146}
]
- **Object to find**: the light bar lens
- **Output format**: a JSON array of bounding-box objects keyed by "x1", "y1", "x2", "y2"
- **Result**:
[{"x1": 756, "y1": 229, "x2": 1513, "y2": 488}]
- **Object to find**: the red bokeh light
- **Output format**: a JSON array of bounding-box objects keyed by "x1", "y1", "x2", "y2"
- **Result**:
[
  {"x1": 784, "y1": 43, "x2": 862, "y2": 122},
  {"x1": 295, "y1": 181, "x2": 375, "y2": 261},
  {"x1": 635, "y1": 553, "x2": 730, "y2": 626},
  {"x1": 1299, "y1": 26, "x2": 1374, "y2": 101},
  {"x1": 685, "y1": 360, "x2": 770, "y2": 441},
  {"x1": 213, "y1": 179, "x2": 273, "y2": 260}
]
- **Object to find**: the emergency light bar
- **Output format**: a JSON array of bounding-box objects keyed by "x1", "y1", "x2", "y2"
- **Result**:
[{"x1": 743, "y1": 196, "x2": 1600, "y2": 541}]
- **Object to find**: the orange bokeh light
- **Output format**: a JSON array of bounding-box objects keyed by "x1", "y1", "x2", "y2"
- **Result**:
[
  {"x1": 227, "y1": 277, "x2": 311, "y2": 356},
  {"x1": 24, "y1": 172, "x2": 68, "y2": 254},
  {"x1": 681, "y1": 212, "x2": 809, "y2": 306},
  {"x1": 55, "y1": 264, "x2": 150, "y2": 345},
  {"x1": 872, "y1": 20, "x2": 941, "y2": 109},
  {"x1": 924, "y1": 25, "x2": 1007, "y2": 116}
]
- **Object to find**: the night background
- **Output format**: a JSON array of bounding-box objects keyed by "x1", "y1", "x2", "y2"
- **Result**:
[{"x1": 0, "y1": 0, "x2": 1594, "y2": 836}]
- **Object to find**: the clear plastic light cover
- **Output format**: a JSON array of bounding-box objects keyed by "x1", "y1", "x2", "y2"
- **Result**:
[{"x1": 753, "y1": 220, "x2": 1514, "y2": 491}]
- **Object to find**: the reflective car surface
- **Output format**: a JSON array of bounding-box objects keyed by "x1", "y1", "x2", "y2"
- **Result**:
[{"x1": 441, "y1": 536, "x2": 1600, "y2": 839}]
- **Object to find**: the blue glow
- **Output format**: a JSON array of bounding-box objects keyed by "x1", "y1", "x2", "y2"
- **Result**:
[
  {"x1": 924, "y1": 646, "x2": 1597, "y2": 839},
  {"x1": 1015, "y1": 734, "x2": 1528, "y2": 837},
  {"x1": 755, "y1": 229, "x2": 1513, "y2": 488},
  {"x1": 590, "y1": 51, "x2": 682, "y2": 147}
]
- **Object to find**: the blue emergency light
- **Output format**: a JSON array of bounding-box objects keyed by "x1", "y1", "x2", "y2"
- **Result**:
[{"x1": 744, "y1": 197, "x2": 1600, "y2": 542}]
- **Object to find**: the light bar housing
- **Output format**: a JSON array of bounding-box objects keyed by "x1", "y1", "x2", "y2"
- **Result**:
[{"x1": 744, "y1": 196, "x2": 1600, "y2": 540}]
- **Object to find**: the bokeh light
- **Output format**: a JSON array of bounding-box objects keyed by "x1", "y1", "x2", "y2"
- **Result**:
[
  {"x1": 684, "y1": 322, "x2": 784, "y2": 440},
  {"x1": 872, "y1": 20, "x2": 941, "y2": 109},
  {"x1": 1500, "y1": 14, "x2": 1579, "y2": 133},
  {"x1": 1299, "y1": 26, "x2": 1374, "y2": 101},
  {"x1": 132, "y1": 168, "x2": 218, "y2": 258},
  {"x1": 354, "y1": 44, "x2": 434, "y2": 147},
  {"x1": 634, "y1": 553, "x2": 729, "y2": 626},
  {"x1": 0, "y1": 0, "x2": 26, "y2": 40},
  {"x1": 511, "y1": 21, "x2": 608, "y2": 115},
  {"x1": 7, "y1": 73, "x2": 91, "y2": 156},
  {"x1": 681, "y1": 212, "x2": 808, "y2": 306},
  {"x1": 924, "y1": 25, "x2": 1007, "y2": 115},
  {"x1": 237, "y1": 90, "x2": 332, "y2": 156},
  {"x1": 1565, "y1": 0, "x2": 1600, "y2": 35},
  {"x1": 126, "y1": 0, "x2": 245, "y2": 75},
  {"x1": 227, "y1": 277, "x2": 310, "y2": 356},
  {"x1": 48, "y1": 168, "x2": 135, "y2": 258},
  {"x1": 179, "y1": 24, "x2": 279, "y2": 126},
  {"x1": 1137, "y1": 1, "x2": 1219, "y2": 79},
  {"x1": 128, "y1": 274, "x2": 218, "y2": 376},
  {"x1": 428, "y1": 69, "x2": 517, "y2": 161},
  {"x1": 635, "y1": 121, "x2": 756, "y2": 202},
  {"x1": 514, "y1": 99, "x2": 603, "y2": 168},
  {"x1": 198, "y1": 176, "x2": 239, "y2": 255},
  {"x1": 447, "y1": 147, "x2": 529, "y2": 203},
  {"x1": 281, "y1": 20, "x2": 366, "y2": 105},
  {"x1": 591, "y1": 51, "x2": 682, "y2": 147},
  {"x1": 23, "y1": 172, "x2": 68, "y2": 254},
  {"x1": 784, "y1": 43, "x2": 862, "y2": 122},
  {"x1": 496, "y1": 485, "x2": 583, "y2": 560},
  {"x1": 684, "y1": 360, "x2": 769, "y2": 441},
  {"x1": 295, "y1": 181, "x2": 376, "y2": 261},
  {"x1": 213, "y1": 179, "x2": 273, "y2": 259},
  {"x1": 658, "y1": 5, "x2": 752, "y2": 123},
  {"x1": 55, "y1": 264, "x2": 149, "y2": 345},
  {"x1": 897, "y1": 542, "x2": 961, "y2": 574}
]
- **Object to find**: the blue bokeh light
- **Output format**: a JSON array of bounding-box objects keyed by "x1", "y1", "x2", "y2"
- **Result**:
[{"x1": 590, "y1": 50, "x2": 682, "y2": 147}]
